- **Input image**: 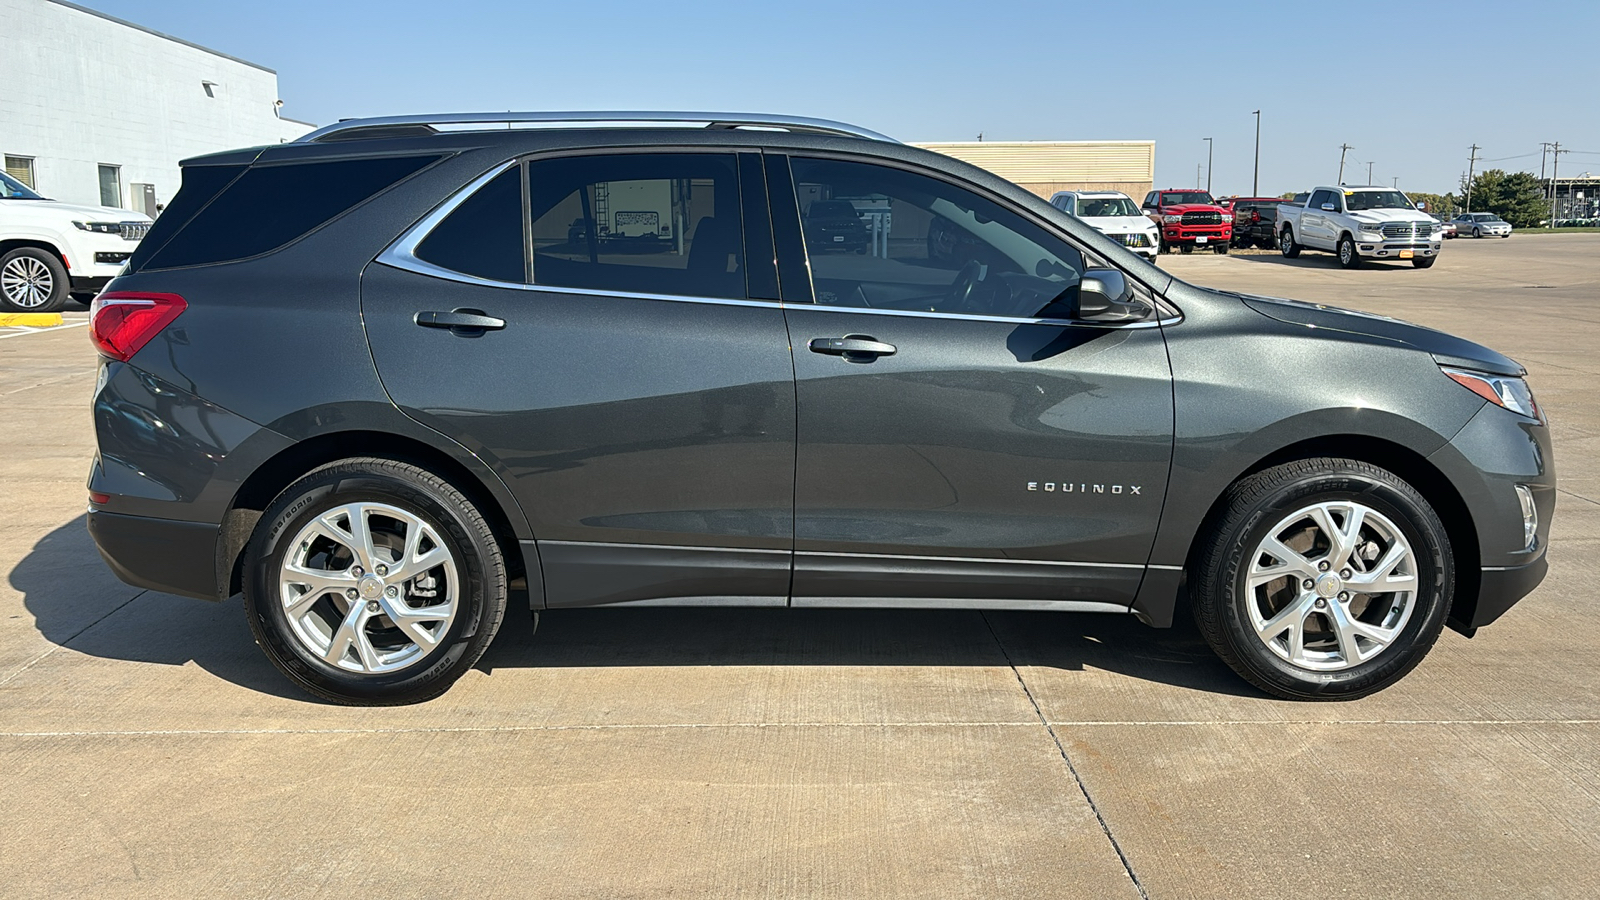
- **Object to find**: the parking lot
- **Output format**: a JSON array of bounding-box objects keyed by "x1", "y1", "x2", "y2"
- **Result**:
[{"x1": 1, "y1": 235, "x2": 1596, "y2": 898}]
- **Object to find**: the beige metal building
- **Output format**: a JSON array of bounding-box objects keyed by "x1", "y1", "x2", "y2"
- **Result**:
[{"x1": 913, "y1": 140, "x2": 1156, "y2": 202}]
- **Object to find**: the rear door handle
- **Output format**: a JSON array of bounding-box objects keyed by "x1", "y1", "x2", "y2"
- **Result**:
[
  {"x1": 808, "y1": 335, "x2": 896, "y2": 360},
  {"x1": 414, "y1": 308, "x2": 506, "y2": 336}
]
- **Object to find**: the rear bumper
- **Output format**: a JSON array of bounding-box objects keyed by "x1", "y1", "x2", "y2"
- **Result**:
[{"x1": 87, "y1": 509, "x2": 220, "y2": 601}]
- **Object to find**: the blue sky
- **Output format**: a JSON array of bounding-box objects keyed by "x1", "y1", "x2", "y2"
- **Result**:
[{"x1": 80, "y1": 0, "x2": 1600, "y2": 196}]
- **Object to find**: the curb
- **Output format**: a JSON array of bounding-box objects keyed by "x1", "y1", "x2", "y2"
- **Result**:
[{"x1": 0, "y1": 313, "x2": 65, "y2": 327}]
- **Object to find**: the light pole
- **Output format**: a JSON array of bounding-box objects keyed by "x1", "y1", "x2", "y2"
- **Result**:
[
  {"x1": 1338, "y1": 144, "x2": 1354, "y2": 184},
  {"x1": 1366, "y1": 161, "x2": 1374, "y2": 184},
  {"x1": 1252, "y1": 110, "x2": 1261, "y2": 196},
  {"x1": 1203, "y1": 137, "x2": 1213, "y2": 194}
]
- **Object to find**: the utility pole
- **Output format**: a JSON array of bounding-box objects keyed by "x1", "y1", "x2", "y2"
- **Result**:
[
  {"x1": 1203, "y1": 137, "x2": 1213, "y2": 193},
  {"x1": 1337, "y1": 144, "x2": 1354, "y2": 184},
  {"x1": 1196, "y1": 163, "x2": 1203, "y2": 189},
  {"x1": 1465, "y1": 144, "x2": 1480, "y2": 212},
  {"x1": 1366, "y1": 161, "x2": 1375, "y2": 184},
  {"x1": 1551, "y1": 142, "x2": 1568, "y2": 228},
  {"x1": 1392, "y1": 176, "x2": 1398, "y2": 188},
  {"x1": 1252, "y1": 110, "x2": 1261, "y2": 196}
]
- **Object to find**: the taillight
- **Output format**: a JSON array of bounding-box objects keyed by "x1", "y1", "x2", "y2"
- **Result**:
[
  {"x1": 1251, "y1": 210, "x2": 1261, "y2": 223},
  {"x1": 90, "y1": 292, "x2": 187, "y2": 362}
]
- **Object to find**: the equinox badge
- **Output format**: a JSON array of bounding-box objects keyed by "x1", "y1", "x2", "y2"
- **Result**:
[{"x1": 1028, "y1": 481, "x2": 1142, "y2": 495}]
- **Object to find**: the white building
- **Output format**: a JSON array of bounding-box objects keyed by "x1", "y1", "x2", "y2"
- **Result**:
[{"x1": 0, "y1": 0, "x2": 313, "y2": 213}]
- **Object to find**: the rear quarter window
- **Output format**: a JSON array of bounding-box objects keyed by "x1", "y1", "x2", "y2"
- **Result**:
[{"x1": 140, "y1": 155, "x2": 439, "y2": 270}]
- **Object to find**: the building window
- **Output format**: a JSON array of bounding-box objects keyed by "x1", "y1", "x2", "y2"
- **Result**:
[
  {"x1": 202, "y1": 81, "x2": 217, "y2": 98},
  {"x1": 4, "y1": 156, "x2": 36, "y2": 190},
  {"x1": 99, "y1": 164, "x2": 122, "y2": 208}
]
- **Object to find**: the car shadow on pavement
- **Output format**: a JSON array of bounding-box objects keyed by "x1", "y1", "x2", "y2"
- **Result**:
[
  {"x1": 1232, "y1": 253, "x2": 1416, "y2": 271},
  {"x1": 15, "y1": 516, "x2": 1258, "y2": 701}
]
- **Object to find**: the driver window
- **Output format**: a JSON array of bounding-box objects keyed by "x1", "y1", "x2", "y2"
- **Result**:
[{"x1": 790, "y1": 157, "x2": 1085, "y2": 319}]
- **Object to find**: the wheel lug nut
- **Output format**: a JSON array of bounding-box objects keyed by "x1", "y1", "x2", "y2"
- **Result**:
[
  {"x1": 1340, "y1": 568, "x2": 1352, "y2": 579},
  {"x1": 1338, "y1": 591, "x2": 1350, "y2": 601},
  {"x1": 367, "y1": 601, "x2": 380, "y2": 613},
  {"x1": 345, "y1": 588, "x2": 358, "y2": 600},
  {"x1": 375, "y1": 565, "x2": 388, "y2": 576},
  {"x1": 351, "y1": 566, "x2": 363, "y2": 577},
  {"x1": 1315, "y1": 598, "x2": 1327, "y2": 608},
  {"x1": 384, "y1": 586, "x2": 399, "y2": 598},
  {"x1": 1318, "y1": 561, "x2": 1330, "y2": 572},
  {"x1": 1303, "y1": 579, "x2": 1315, "y2": 589}
]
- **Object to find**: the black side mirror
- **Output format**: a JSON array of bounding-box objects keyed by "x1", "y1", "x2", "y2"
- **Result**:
[{"x1": 1071, "y1": 268, "x2": 1147, "y2": 322}]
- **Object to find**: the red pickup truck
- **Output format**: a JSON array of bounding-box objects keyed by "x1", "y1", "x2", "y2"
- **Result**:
[{"x1": 1140, "y1": 189, "x2": 1233, "y2": 254}]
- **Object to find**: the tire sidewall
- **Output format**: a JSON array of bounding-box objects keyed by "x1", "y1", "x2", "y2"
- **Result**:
[
  {"x1": 1215, "y1": 468, "x2": 1452, "y2": 698},
  {"x1": 244, "y1": 467, "x2": 499, "y2": 703}
]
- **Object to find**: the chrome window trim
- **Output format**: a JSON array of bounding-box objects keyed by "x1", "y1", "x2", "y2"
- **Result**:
[{"x1": 377, "y1": 156, "x2": 1179, "y2": 330}]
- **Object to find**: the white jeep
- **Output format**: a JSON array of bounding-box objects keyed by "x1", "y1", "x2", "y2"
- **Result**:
[{"x1": 0, "y1": 171, "x2": 152, "y2": 312}]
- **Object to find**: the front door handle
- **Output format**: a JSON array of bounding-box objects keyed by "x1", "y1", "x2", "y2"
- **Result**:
[
  {"x1": 808, "y1": 335, "x2": 896, "y2": 361},
  {"x1": 414, "y1": 308, "x2": 506, "y2": 337}
]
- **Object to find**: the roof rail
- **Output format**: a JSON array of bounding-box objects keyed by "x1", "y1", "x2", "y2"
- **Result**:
[{"x1": 297, "y1": 111, "x2": 899, "y2": 145}]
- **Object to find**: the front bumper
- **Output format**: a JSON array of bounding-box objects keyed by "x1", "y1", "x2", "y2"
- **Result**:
[
  {"x1": 1465, "y1": 552, "x2": 1549, "y2": 632},
  {"x1": 1162, "y1": 227, "x2": 1232, "y2": 245},
  {"x1": 1354, "y1": 239, "x2": 1442, "y2": 259}
]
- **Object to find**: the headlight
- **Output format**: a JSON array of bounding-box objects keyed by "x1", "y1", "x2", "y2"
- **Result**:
[
  {"x1": 1161, "y1": 214, "x2": 1181, "y2": 224},
  {"x1": 1358, "y1": 221, "x2": 1384, "y2": 234},
  {"x1": 74, "y1": 221, "x2": 123, "y2": 234},
  {"x1": 1441, "y1": 366, "x2": 1541, "y2": 420}
]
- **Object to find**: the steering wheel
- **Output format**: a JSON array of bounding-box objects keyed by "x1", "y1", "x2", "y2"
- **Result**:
[{"x1": 946, "y1": 260, "x2": 984, "y2": 313}]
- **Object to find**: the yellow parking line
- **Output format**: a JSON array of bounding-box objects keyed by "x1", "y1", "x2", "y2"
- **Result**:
[{"x1": 0, "y1": 313, "x2": 65, "y2": 327}]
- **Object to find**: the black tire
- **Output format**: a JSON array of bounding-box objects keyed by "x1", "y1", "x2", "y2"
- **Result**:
[
  {"x1": 1191, "y1": 458, "x2": 1453, "y2": 701},
  {"x1": 1280, "y1": 227, "x2": 1301, "y2": 258},
  {"x1": 0, "y1": 247, "x2": 69, "y2": 313},
  {"x1": 1180, "y1": 243, "x2": 1194, "y2": 254},
  {"x1": 1337, "y1": 234, "x2": 1361, "y2": 269},
  {"x1": 1412, "y1": 256, "x2": 1437, "y2": 269},
  {"x1": 1214, "y1": 242, "x2": 1229, "y2": 254},
  {"x1": 243, "y1": 458, "x2": 508, "y2": 705}
]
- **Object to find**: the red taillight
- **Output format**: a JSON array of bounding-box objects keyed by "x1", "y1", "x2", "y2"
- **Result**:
[
  {"x1": 89, "y1": 491, "x2": 110, "y2": 505},
  {"x1": 90, "y1": 292, "x2": 187, "y2": 362},
  {"x1": 1251, "y1": 210, "x2": 1261, "y2": 223}
]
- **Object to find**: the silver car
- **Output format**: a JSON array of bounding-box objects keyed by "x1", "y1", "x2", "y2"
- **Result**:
[{"x1": 1453, "y1": 212, "x2": 1513, "y2": 238}]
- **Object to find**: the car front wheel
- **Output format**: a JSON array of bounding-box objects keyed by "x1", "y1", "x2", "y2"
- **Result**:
[
  {"x1": 243, "y1": 458, "x2": 508, "y2": 705},
  {"x1": 1337, "y1": 235, "x2": 1361, "y2": 269},
  {"x1": 1191, "y1": 458, "x2": 1452, "y2": 700},
  {"x1": 0, "y1": 248, "x2": 69, "y2": 313}
]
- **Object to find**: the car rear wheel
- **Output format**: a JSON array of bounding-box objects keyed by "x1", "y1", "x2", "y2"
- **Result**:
[
  {"x1": 243, "y1": 458, "x2": 507, "y2": 705},
  {"x1": 0, "y1": 248, "x2": 69, "y2": 313},
  {"x1": 1280, "y1": 227, "x2": 1301, "y2": 258},
  {"x1": 1191, "y1": 458, "x2": 1452, "y2": 700}
]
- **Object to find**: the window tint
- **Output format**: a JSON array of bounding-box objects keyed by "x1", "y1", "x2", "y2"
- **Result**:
[
  {"x1": 1309, "y1": 189, "x2": 1333, "y2": 208},
  {"x1": 142, "y1": 155, "x2": 438, "y2": 270},
  {"x1": 126, "y1": 164, "x2": 245, "y2": 272},
  {"x1": 415, "y1": 167, "x2": 525, "y2": 283},
  {"x1": 790, "y1": 157, "x2": 1085, "y2": 319},
  {"x1": 527, "y1": 153, "x2": 744, "y2": 300}
]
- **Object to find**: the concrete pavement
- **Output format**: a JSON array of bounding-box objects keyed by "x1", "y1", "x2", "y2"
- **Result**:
[{"x1": 1, "y1": 235, "x2": 1596, "y2": 898}]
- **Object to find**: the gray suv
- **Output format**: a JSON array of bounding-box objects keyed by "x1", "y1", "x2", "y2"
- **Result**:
[{"x1": 85, "y1": 112, "x2": 1553, "y2": 705}]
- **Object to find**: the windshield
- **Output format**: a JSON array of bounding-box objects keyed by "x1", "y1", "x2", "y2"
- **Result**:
[
  {"x1": 1077, "y1": 196, "x2": 1139, "y2": 217},
  {"x1": 1161, "y1": 191, "x2": 1216, "y2": 206},
  {"x1": 0, "y1": 171, "x2": 44, "y2": 200},
  {"x1": 1345, "y1": 190, "x2": 1415, "y2": 212}
]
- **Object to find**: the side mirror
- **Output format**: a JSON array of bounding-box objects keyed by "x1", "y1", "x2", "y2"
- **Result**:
[
  {"x1": 1071, "y1": 268, "x2": 1146, "y2": 322},
  {"x1": 1320, "y1": 203, "x2": 1337, "y2": 211},
  {"x1": 1416, "y1": 201, "x2": 1428, "y2": 211}
]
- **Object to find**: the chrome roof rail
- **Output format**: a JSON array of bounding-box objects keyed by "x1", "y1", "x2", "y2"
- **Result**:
[{"x1": 297, "y1": 111, "x2": 899, "y2": 144}]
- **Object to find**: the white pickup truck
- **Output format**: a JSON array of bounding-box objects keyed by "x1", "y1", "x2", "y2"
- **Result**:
[{"x1": 1277, "y1": 186, "x2": 1442, "y2": 269}]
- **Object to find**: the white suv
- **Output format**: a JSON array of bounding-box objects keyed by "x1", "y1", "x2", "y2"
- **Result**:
[
  {"x1": 1048, "y1": 190, "x2": 1160, "y2": 262},
  {"x1": 0, "y1": 171, "x2": 152, "y2": 313}
]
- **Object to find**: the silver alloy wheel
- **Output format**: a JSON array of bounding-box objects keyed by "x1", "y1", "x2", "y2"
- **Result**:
[
  {"x1": 1280, "y1": 230, "x2": 1292, "y2": 255},
  {"x1": 1246, "y1": 500, "x2": 1418, "y2": 671},
  {"x1": 1339, "y1": 239, "x2": 1354, "y2": 266},
  {"x1": 1, "y1": 256, "x2": 53, "y2": 309},
  {"x1": 278, "y1": 501, "x2": 459, "y2": 674}
]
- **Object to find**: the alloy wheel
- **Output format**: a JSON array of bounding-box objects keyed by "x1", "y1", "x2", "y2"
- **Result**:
[
  {"x1": 1, "y1": 256, "x2": 53, "y2": 309},
  {"x1": 278, "y1": 501, "x2": 459, "y2": 673},
  {"x1": 1245, "y1": 500, "x2": 1418, "y2": 670}
]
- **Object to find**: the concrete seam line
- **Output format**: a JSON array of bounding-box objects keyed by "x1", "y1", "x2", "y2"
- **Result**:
[
  {"x1": 1556, "y1": 487, "x2": 1600, "y2": 507},
  {"x1": 2, "y1": 720, "x2": 1597, "y2": 738},
  {"x1": 980, "y1": 612, "x2": 1152, "y2": 900},
  {"x1": 0, "y1": 589, "x2": 147, "y2": 688}
]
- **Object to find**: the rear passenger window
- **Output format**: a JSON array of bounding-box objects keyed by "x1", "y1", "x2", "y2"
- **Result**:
[
  {"x1": 415, "y1": 167, "x2": 525, "y2": 283},
  {"x1": 527, "y1": 153, "x2": 745, "y2": 300},
  {"x1": 142, "y1": 155, "x2": 438, "y2": 270},
  {"x1": 126, "y1": 164, "x2": 245, "y2": 273}
]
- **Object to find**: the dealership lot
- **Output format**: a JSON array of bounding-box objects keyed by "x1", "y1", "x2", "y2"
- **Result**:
[{"x1": 1, "y1": 236, "x2": 1596, "y2": 898}]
